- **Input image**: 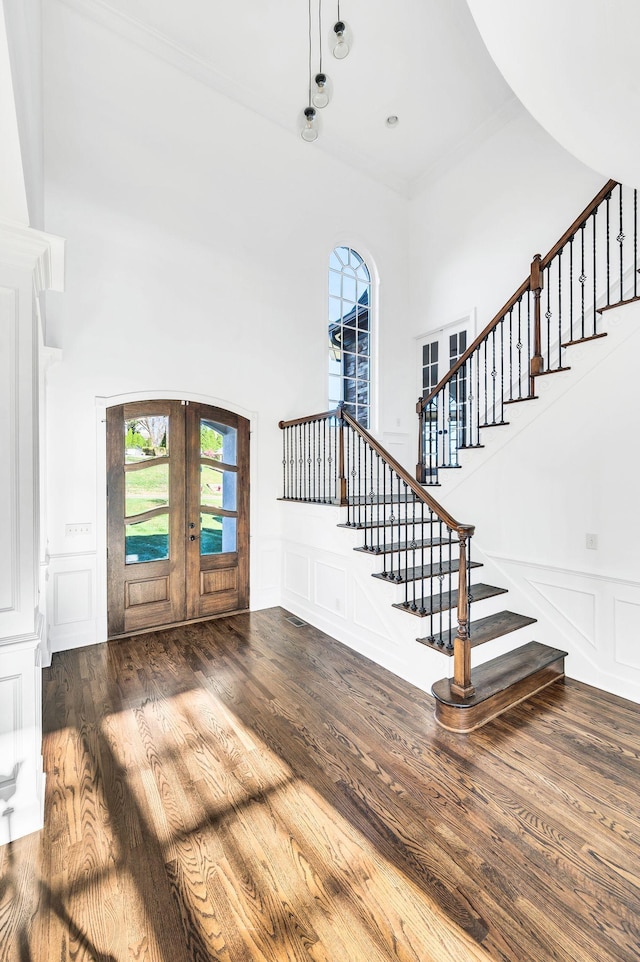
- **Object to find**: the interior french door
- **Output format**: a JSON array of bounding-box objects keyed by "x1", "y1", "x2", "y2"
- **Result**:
[
  {"x1": 418, "y1": 321, "x2": 469, "y2": 475},
  {"x1": 106, "y1": 400, "x2": 249, "y2": 637}
]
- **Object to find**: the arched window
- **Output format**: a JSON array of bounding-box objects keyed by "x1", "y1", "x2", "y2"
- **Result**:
[{"x1": 328, "y1": 246, "x2": 372, "y2": 428}]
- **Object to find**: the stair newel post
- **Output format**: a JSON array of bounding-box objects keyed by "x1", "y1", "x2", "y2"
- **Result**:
[
  {"x1": 451, "y1": 524, "x2": 476, "y2": 698},
  {"x1": 337, "y1": 403, "x2": 348, "y2": 507},
  {"x1": 416, "y1": 398, "x2": 426, "y2": 483},
  {"x1": 530, "y1": 253, "x2": 545, "y2": 384}
]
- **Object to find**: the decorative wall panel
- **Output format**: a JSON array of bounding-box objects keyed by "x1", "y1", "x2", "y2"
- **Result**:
[
  {"x1": 284, "y1": 551, "x2": 310, "y2": 600},
  {"x1": 614, "y1": 599, "x2": 640, "y2": 671},
  {"x1": 0, "y1": 289, "x2": 17, "y2": 613},
  {"x1": 314, "y1": 561, "x2": 347, "y2": 617}
]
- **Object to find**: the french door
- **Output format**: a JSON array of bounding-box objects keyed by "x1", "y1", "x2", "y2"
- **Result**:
[
  {"x1": 106, "y1": 400, "x2": 249, "y2": 637},
  {"x1": 418, "y1": 322, "x2": 469, "y2": 475}
]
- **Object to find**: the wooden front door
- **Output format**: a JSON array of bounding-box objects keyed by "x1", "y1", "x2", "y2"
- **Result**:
[{"x1": 106, "y1": 400, "x2": 249, "y2": 638}]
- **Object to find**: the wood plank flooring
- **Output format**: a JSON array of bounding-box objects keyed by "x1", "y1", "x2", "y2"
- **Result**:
[{"x1": 1, "y1": 606, "x2": 639, "y2": 961}]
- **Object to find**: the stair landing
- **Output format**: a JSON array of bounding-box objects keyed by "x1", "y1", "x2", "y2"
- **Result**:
[{"x1": 431, "y1": 641, "x2": 567, "y2": 733}]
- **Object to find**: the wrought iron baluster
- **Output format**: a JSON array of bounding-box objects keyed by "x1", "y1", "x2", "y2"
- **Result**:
[
  {"x1": 395, "y1": 472, "x2": 402, "y2": 583},
  {"x1": 409, "y1": 494, "x2": 417, "y2": 611},
  {"x1": 437, "y1": 534, "x2": 444, "y2": 647},
  {"x1": 592, "y1": 209, "x2": 598, "y2": 334},
  {"x1": 418, "y1": 503, "x2": 426, "y2": 615},
  {"x1": 499, "y1": 318, "x2": 505, "y2": 422},
  {"x1": 580, "y1": 222, "x2": 586, "y2": 339},
  {"x1": 467, "y1": 533, "x2": 473, "y2": 642},
  {"x1": 618, "y1": 183, "x2": 625, "y2": 303},
  {"x1": 483, "y1": 337, "x2": 488, "y2": 427},
  {"x1": 557, "y1": 249, "x2": 563, "y2": 369},
  {"x1": 312, "y1": 419, "x2": 317, "y2": 501},
  {"x1": 322, "y1": 418, "x2": 326, "y2": 503},
  {"x1": 545, "y1": 263, "x2": 551, "y2": 371},
  {"x1": 516, "y1": 297, "x2": 523, "y2": 398},
  {"x1": 475, "y1": 346, "x2": 481, "y2": 437},
  {"x1": 635, "y1": 189, "x2": 638, "y2": 298},
  {"x1": 446, "y1": 528, "x2": 453, "y2": 651},
  {"x1": 282, "y1": 426, "x2": 287, "y2": 497},
  {"x1": 569, "y1": 235, "x2": 574, "y2": 344},
  {"x1": 508, "y1": 308, "x2": 513, "y2": 401},
  {"x1": 526, "y1": 289, "x2": 533, "y2": 396},
  {"x1": 491, "y1": 328, "x2": 497, "y2": 424},
  {"x1": 375, "y1": 452, "x2": 381, "y2": 553},
  {"x1": 606, "y1": 189, "x2": 611, "y2": 306},
  {"x1": 308, "y1": 421, "x2": 312, "y2": 501}
]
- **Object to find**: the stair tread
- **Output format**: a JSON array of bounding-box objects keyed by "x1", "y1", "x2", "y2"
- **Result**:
[
  {"x1": 416, "y1": 609, "x2": 536, "y2": 653},
  {"x1": 372, "y1": 558, "x2": 482, "y2": 585},
  {"x1": 562, "y1": 332, "x2": 607, "y2": 346},
  {"x1": 392, "y1": 583, "x2": 508, "y2": 617},
  {"x1": 478, "y1": 421, "x2": 510, "y2": 428},
  {"x1": 532, "y1": 366, "x2": 571, "y2": 377},
  {"x1": 354, "y1": 537, "x2": 451, "y2": 556},
  {"x1": 432, "y1": 641, "x2": 568, "y2": 707}
]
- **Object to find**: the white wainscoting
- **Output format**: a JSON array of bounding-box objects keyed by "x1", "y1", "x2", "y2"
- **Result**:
[
  {"x1": 483, "y1": 551, "x2": 640, "y2": 704},
  {"x1": 280, "y1": 501, "x2": 455, "y2": 696},
  {"x1": 250, "y1": 537, "x2": 281, "y2": 612},
  {"x1": 0, "y1": 635, "x2": 45, "y2": 845},
  {"x1": 47, "y1": 539, "x2": 282, "y2": 652},
  {"x1": 47, "y1": 553, "x2": 99, "y2": 652}
]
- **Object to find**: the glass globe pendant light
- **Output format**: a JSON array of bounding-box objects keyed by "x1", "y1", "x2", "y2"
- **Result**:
[
  {"x1": 301, "y1": 106, "x2": 319, "y2": 142},
  {"x1": 312, "y1": 73, "x2": 330, "y2": 109},
  {"x1": 332, "y1": 20, "x2": 350, "y2": 59}
]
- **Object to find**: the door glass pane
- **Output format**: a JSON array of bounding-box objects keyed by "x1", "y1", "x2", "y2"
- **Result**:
[
  {"x1": 125, "y1": 463, "x2": 169, "y2": 517},
  {"x1": 201, "y1": 464, "x2": 237, "y2": 511},
  {"x1": 125, "y1": 416, "x2": 168, "y2": 462},
  {"x1": 200, "y1": 514, "x2": 237, "y2": 555},
  {"x1": 201, "y1": 419, "x2": 237, "y2": 465},
  {"x1": 125, "y1": 514, "x2": 169, "y2": 564}
]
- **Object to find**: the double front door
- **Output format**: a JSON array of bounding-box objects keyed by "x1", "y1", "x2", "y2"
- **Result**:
[{"x1": 106, "y1": 400, "x2": 249, "y2": 638}]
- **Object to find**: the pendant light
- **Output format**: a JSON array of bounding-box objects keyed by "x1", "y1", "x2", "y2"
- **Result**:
[
  {"x1": 332, "y1": 4, "x2": 350, "y2": 60},
  {"x1": 312, "y1": 2, "x2": 331, "y2": 108},
  {"x1": 313, "y1": 73, "x2": 330, "y2": 109},
  {"x1": 299, "y1": 0, "x2": 352, "y2": 139},
  {"x1": 301, "y1": 106, "x2": 319, "y2": 142},
  {"x1": 301, "y1": 0, "x2": 320, "y2": 141}
]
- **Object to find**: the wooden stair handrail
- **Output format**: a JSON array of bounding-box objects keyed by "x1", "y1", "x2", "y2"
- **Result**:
[
  {"x1": 540, "y1": 178, "x2": 618, "y2": 269},
  {"x1": 419, "y1": 277, "x2": 530, "y2": 411},
  {"x1": 418, "y1": 178, "x2": 619, "y2": 413},
  {"x1": 339, "y1": 408, "x2": 474, "y2": 537},
  {"x1": 278, "y1": 407, "x2": 342, "y2": 429}
]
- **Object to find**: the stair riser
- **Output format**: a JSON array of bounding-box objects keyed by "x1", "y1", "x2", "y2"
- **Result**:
[{"x1": 341, "y1": 507, "x2": 456, "y2": 530}]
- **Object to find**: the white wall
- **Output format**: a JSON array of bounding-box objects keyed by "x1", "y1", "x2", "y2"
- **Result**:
[
  {"x1": 42, "y1": 0, "x2": 412, "y2": 650},
  {"x1": 409, "y1": 107, "x2": 604, "y2": 351}
]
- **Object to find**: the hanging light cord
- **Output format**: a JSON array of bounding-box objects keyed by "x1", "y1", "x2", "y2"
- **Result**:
[
  {"x1": 308, "y1": 0, "x2": 313, "y2": 107},
  {"x1": 318, "y1": 0, "x2": 323, "y2": 73},
  {"x1": 337, "y1": 1, "x2": 341, "y2": 22}
]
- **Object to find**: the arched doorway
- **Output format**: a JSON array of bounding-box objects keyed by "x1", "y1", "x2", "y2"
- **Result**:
[{"x1": 106, "y1": 399, "x2": 249, "y2": 637}]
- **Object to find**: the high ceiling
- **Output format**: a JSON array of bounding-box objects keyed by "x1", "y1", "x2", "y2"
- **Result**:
[
  {"x1": 467, "y1": 0, "x2": 640, "y2": 190},
  {"x1": 64, "y1": 0, "x2": 518, "y2": 196}
]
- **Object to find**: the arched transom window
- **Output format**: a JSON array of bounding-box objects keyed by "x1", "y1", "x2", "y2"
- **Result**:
[{"x1": 328, "y1": 246, "x2": 372, "y2": 428}]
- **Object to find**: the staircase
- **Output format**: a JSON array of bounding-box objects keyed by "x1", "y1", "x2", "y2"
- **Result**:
[{"x1": 278, "y1": 178, "x2": 639, "y2": 733}]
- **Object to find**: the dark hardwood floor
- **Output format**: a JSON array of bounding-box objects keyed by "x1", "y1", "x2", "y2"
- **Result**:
[{"x1": 1, "y1": 607, "x2": 639, "y2": 961}]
